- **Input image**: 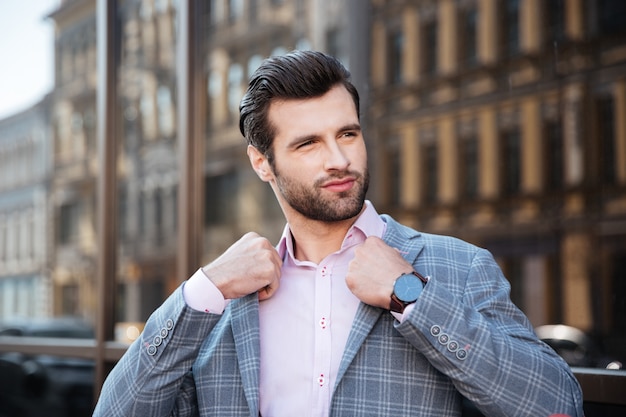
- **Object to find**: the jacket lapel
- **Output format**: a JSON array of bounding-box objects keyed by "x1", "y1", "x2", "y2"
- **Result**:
[
  {"x1": 230, "y1": 293, "x2": 261, "y2": 417},
  {"x1": 334, "y1": 215, "x2": 425, "y2": 389}
]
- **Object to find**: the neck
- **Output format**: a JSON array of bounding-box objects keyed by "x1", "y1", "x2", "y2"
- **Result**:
[{"x1": 285, "y1": 210, "x2": 362, "y2": 264}]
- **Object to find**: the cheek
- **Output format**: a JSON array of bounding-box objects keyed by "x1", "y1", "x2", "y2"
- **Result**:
[{"x1": 350, "y1": 145, "x2": 368, "y2": 170}]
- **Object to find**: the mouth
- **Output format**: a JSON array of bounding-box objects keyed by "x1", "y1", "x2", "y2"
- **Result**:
[{"x1": 322, "y1": 177, "x2": 356, "y2": 193}]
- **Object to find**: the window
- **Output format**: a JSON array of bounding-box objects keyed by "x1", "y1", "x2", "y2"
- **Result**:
[
  {"x1": 460, "y1": 7, "x2": 478, "y2": 68},
  {"x1": 228, "y1": 0, "x2": 244, "y2": 23},
  {"x1": 502, "y1": 0, "x2": 520, "y2": 57},
  {"x1": 210, "y1": 0, "x2": 225, "y2": 25},
  {"x1": 154, "y1": 188, "x2": 164, "y2": 246},
  {"x1": 423, "y1": 141, "x2": 438, "y2": 203},
  {"x1": 611, "y1": 252, "x2": 626, "y2": 334},
  {"x1": 157, "y1": 85, "x2": 174, "y2": 136},
  {"x1": 140, "y1": 91, "x2": 157, "y2": 140},
  {"x1": 326, "y1": 29, "x2": 340, "y2": 60},
  {"x1": 155, "y1": 0, "x2": 168, "y2": 14},
  {"x1": 545, "y1": 120, "x2": 564, "y2": 191},
  {"x1": 271, "y1": 46, "x2": 288, "y2": 57},
  {"x1": 597, "y1": 96, "x2": 616, "y2": 185},
  {"x1": 597, "y1": 0, "x2": 626, "y2": 36},
  {"x1": 503, "y1": 257, "x2": 524, "y2": 310},
  {"x1": 0, "y1": 218, "x2": 6, "y2": 263},
  {"x1": 423, "y1": 20, "x2": 438, "y2": 75},
  {"x1": 386, "y1": 136, "x2": 401, "y2": 207},
  {"x1": 208, "y1": 69, "x2": 222, "y2": 98},
  {"x1": 296, "y1": 38, "x2": 312, "y2": 52},
  {"x1": 247, "y1": 54, "x2": 264, "y2": 79},
  {"x1": 20, "y1": 212, "x2": 34, "y2": 261},
  {"x1": 141, "y1": 0, "x2": 154, "y2": 20},
  {"x1": 58, "y1": 202, "x2": 80, "y2": 244},
  {"x1": 459, "y1": 135, "x2": 479, "y2": 199},
  {"x1": 546, "y1": 0, "x2": 566, "y2": 44},
  {"x1": 227, "y1": 63, "x2": 243, "y2": 115},
  {"x1": 249, "y1": 0, "x2": 258, "y2": 23},
  {"x1": 118, "y1": 185, "x2": 127, "y2": 241},
  {"x1": 205, "y1": 172, "x2": 238, "y2": 226},
  {"x1": 501, "y1": 129, "x2": 521, "y2": 196},
  {"x1": 388, "y1": 29, "x2": 404, "y2": 85},
  {"x1": 139, "y1": 192, "x2": 146, "y2": 236},
  {"x1": 61, "y1": 284, "x2": 80, "y2": 316}
]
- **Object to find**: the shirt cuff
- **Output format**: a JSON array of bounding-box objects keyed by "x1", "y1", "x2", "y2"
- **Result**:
[
  {"x1": 390, "y1": 302, "x2": 416, "y2": 323},
  {"x1": 182, "y1": 268, "x2": 228, "y2": 314}
]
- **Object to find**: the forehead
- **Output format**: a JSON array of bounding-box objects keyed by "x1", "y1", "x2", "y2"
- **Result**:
[{"x1": 267, "y1": 85, "x2": 358, "y2": 139}]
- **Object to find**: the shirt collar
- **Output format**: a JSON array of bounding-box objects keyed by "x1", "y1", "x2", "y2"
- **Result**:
[{"x1": 276, "y1": 200, "x2": 386, "y2": 261}]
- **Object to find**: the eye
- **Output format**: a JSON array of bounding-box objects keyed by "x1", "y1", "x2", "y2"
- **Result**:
[
  {"x1": 294, "y1": 140, "x2": 311, "y2": 149},
  {"x1": 340, "y1": 131, "x2": 358, "y2": 139}
]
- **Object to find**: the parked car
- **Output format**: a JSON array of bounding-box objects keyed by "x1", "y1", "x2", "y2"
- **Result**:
[
  {"x1": 0, "y1": 318, "x2": 95, "y2": 417},
  {"x1": 536, "y1": 324, "x2": 623, "y2": 369}
]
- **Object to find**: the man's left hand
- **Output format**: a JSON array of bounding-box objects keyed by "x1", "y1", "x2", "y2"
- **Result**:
[{"x1": 346, "y1": 236, "x2": 414, "y2": 309}]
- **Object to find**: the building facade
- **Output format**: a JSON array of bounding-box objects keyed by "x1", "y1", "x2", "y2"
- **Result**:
[
  {"x1": 48, "y1": 0, "x2": 100, "y2": 321},
  {"x1": 0, "y1": 101, "x2": 52, "y2": 321},
  {"x1": 369, "y1": 0, "x2": 626, "y2": 362},
  {"x1": 2, "y1": 0, "x2": 624, "y2": 366}
]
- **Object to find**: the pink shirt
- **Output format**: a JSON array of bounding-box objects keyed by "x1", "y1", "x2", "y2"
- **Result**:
[{"x1": 183, "y1": 201, "x2": 407, "y2": 417}]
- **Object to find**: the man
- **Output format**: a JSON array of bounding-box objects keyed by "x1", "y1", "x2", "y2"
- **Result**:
[{"x1": 94, "y1": 51, "x2": 583, "y2": 416}]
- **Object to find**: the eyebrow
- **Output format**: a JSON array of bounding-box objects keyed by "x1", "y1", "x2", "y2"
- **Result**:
[
  {"x1": 339, "y1": 123, "x2": 362, "y2": 134},
  {"x1": 286, "y1": 123, "x2": 362, "y2": 149}
]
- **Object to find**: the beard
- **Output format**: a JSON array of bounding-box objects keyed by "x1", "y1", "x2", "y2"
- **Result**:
[{"x1": 273, "y1": 167, "x2": 369, "y2": 222}]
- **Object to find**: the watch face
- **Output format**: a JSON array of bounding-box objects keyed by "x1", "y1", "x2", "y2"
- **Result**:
[{"x1": 394, "y1": 273, "x2": 423, "y2": 303}]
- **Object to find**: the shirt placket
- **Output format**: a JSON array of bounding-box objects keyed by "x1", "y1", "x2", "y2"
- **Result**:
[{"x1": 311, "y1": 261, "x2": 333, "y2": 416}]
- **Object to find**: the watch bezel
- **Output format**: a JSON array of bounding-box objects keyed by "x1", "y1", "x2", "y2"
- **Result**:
[
  {"x1": 389, "y1": 271, "x2": 429, "y2": 313},
  {"x1": 393, "y1": 272, "x2": 424, "y2": 303}
]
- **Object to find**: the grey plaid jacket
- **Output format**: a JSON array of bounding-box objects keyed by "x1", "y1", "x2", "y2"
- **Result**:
[{"x1": 94, "y1": 215, "x2": 584, "y2": 416}]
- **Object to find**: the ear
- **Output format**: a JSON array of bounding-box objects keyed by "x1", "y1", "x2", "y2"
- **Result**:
[{"x1": 247, "y1": 145, "x2": 273, "y2": 182}]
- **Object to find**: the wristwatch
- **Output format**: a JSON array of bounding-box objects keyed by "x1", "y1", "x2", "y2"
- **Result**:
[{"x1": 389, "y1": 271, "x2": 429, "y2": 313}]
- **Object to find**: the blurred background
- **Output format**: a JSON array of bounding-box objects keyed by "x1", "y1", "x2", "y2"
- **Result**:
[{"x1": 0, "y1": 0, "x2": 625, "y2": 416}]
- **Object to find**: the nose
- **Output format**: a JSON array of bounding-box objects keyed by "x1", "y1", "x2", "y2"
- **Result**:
[{"x1": 323, "y1": 140, "x2": 350, "y2": 171}]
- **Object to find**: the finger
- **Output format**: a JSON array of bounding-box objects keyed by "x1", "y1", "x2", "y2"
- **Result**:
[{"x1": 258, "y1": 277, "x2": 280, "y2": 301}]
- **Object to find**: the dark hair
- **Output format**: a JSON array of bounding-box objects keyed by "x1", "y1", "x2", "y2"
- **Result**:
[{"x1": 239, "y1": 50, "x2": 360, "y2": 165}]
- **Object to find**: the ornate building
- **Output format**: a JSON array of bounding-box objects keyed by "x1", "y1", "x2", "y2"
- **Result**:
[
  {"x1": 0, "y1": 100, "x2": 52, "y2": 320},
  {"x1": 368, "y1": 0, "x2": 626, "y2": 362},
  {"x1": 3, "y1": 1, "x2": 624, "y2": 365},
  {"x1": 48, "y1": 0, "x2": 99, "y2": 320}
]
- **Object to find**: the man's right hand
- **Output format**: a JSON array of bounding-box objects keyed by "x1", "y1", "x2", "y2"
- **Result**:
[{"x1": 202, "y1": 232, "x2": 282, "y2": 301}]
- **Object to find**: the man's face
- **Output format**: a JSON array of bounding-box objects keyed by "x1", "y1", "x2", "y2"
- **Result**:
[{"x1": 262, "y1": 85, "x2": 369, "y2": 223}]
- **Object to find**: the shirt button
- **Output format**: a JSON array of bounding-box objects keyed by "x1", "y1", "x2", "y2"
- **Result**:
[
  {"x1": 317, "y1": 374, "x2": 325, "y2": 386},
  {"x1": 319, "y1": 317, "x2": 328, "y2": 329}
]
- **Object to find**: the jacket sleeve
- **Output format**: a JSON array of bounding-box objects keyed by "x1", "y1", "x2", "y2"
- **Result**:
[
  {"x1": 93, "y1": 284, "x2": 220, "y2": 417},
  {"x1": 396, "y1": 245, "x2": 584, "y2": 417}
]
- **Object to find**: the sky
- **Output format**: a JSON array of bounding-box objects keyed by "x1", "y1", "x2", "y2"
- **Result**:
[{"x1": 0, "y1": 0, "x2": 59, "y2": 119}]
